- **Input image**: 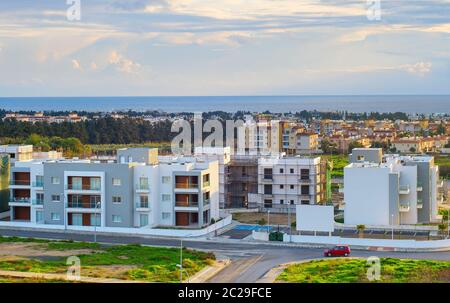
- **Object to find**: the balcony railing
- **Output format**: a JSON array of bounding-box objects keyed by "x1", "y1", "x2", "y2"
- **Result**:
[
  {"x1": 263, "y1": 175, "x2": 273, "y2": 180},
  {"x1": 33, "y1": 181, "x2": 44, "y2": 188},
  {"x1": 67, "y1": 201, "x2": 101, "y2": 209},
  {"x1": 399, "y1": 185, "x2": 410, "y2": 194},
  {"x1": 175, "y1": 182, "x2": 199, "y2": 189},
  {"x1": 135, "y1": 201, "x2": 150, "y2": 209},
  {"x1": 399, "y1": 202, "x2": 410, "y2": 212},
  {"x1": 32, "y1": 199, "x2": 44, "y2": 205},
  {"x1": 299, "y1": 177, "x2": 311, "y2": 183},
  {"x1": 417, "y1": 182, "x2": 423, "y2": 191},
  {"x1": 9, "y1": 197, "x2": 31, "y2": 204},
  {"x1": 203, "y1": 199, "x2": 210, "y2": 205},
  {"x1": 66, "y1": 184, "x2": 101, "y2": 191},
  {"x1": 203, "y1": 181, "x2": 210, "y2": 187},
  {"x1": 175, "y1": 200, "x2": 199, "y2": 207},
  {"x1": 9, "y1": 180, "x2": 31, "y2": 186},
  {"x1": 136, "y1": 183, "x2": 150, "y2": 191},
  {"x1": 417, "y1": 198, "x2": 423, "y2": 209}
]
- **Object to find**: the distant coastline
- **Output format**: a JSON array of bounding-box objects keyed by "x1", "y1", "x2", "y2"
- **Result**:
[{"x1": 0, "y1": 95, "x2": 449, "y2": 114}]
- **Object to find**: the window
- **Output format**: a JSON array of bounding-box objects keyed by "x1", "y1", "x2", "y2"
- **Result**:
[
  {"x1": 36, "y1": 193, "x2": 44, "y2": 202},
  {"x1": 35, "y1": 175, "x2": 44, "y2": 186},
  {"x1": 162, "y1": 194, "x2": 171, "y2": 202},
  {"x1": 90, "y1": 178, "x2": 101, "y2": 190},
  {"x1": 90, "y1": 195, "x2": 101, "y2": 205},
  {"x1": 51, "y1": 194, "x2": 60, "y2": 202},
  {"x1": 36, "y1": 211, "x2": 44, "y2": 223},
  {"x1": 162, "y1": 212, "x2": 171, "y2": 220},
  {"x1": 280, "y1": 199, "x2": 284, "y2": 204},
  {"x1": 90, "y1": 214, "x2": 101, "y2": 226},
  {"x1": 290, "y1": 168, "x2": 294, "y2": 174},
  {"x1": 71, "y1": 177, "x2": 82, "y2": 190},
  {"x1": 301, "y1": 185, "x2": 310, "y2": 195},
  {"x1": 51, "y1": 213, "x2": 60, "y2": 221},
  {"x1": 301, "y1": 200, "x2": 309, "y2": 205},
  {"x1": 72, "y1": 214, "x2": 82, "y2": 226},
  {"x1": 290, "y1": 200, "x2": 294, "y2": 205},
  {"x1": 112, "y1": 215, "x2": 122, "y2": 223},
  {"x1": 263, "y1": 168, "x2": 273, "y2": 180},
  {"x1": 140, "y1": 214, "x2": 149, "y2": 227},
  {"x1": 264, "y1": 184, "x2": 272, "y2": 195},
  {"x1": 300, "y1": 169, "x2": 310, "y2": 180},
  {"x1": 264, "y1": 199, "x2": 272, "y2": 208},
  {"x1": 51, "y1": 177, "x2": 60, "y2": 185},
  {"x1": 279, "y1": 168, "x2": 284, "y2": 173},
  {"x1": 112, "y1": 178, "x2": 121, "y2": 186},
  {"x1": 280, "y1": 184, "x2": 284, "y2": 189},
  {"x1": 162, "y1": 176, "x2": 171, "y2": 184},
  {"x1": 290, "y1": 185, "x2": 294, "y2": 189},
  {"x1": 112, "y1": 196, "x2": 122, "y2": 204},
  {"x1": 139, "y1": 177, "x2": 149, "y2": 189}
]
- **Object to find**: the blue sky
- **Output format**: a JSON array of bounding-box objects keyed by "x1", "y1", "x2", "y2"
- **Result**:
[{"x1": 0, "y1": 0, "x2": 449, "y2": 96}]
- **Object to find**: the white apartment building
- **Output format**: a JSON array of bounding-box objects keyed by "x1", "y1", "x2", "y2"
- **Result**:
[
  {"x1": 7, "y1": 148, "x2": 220, "y2": 229},
  {"x1": 344, "y1": 150, "x2": 443, "y2": 226}
]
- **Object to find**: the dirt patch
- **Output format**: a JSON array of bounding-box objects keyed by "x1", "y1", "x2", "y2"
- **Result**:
[
  {"x1": 233, "y1": 212, "x2": 295, "y2": 225},
  {"x1": 80, "y1": 265, "x2": 138, "y2": 280},
  {"x1": 0, "y1": 243, "x2": 98, "y2": 258}
]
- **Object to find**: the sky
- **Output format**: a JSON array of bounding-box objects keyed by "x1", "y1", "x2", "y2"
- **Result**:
[{"x1": 0, "y1": 0, "x2": 449, "y2": 96}]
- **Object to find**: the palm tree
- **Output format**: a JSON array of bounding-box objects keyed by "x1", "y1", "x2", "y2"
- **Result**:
[{"x1": 357, "y1": 224, "x2": 366, "y2": 238}]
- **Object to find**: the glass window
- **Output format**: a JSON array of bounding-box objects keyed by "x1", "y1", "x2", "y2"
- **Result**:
[
  {"x1": 112, "y1": 215, "x2": 122, "y2": 223},
  {"x1": 112, "y1": 196, "x2": 122, "y2": 203},
  {"x1": 162, "y1": 194, "x2": 171, "y2": 201},
  {"x1": 51, "y1": 213, "x2": 60, "y2": 221},
  {"x1": 36, "y1": 211, "x2": 44, "y2": 223},
  {"x1": 140, "y1": 214, "x2": 149, "y2": 227},
  {"x1": 51, "y1": 194, "x2": 60, "y2": 202},
  {"x1": 90, "y1": 178, "x2": 101, "y2": 190},
  {"x1": 35, "y1": 175, "x2": 44, "y2": 186},
  {"x1": 139, "y1": 177, "x2": 149, "y2": 189},
  {"x1": 51, "y1": 177, "x2": 60, "y2": 184},
  {"x1": 72, "y1": 177, "x2": 82, "y2": 190},
  {"x1": 162, "y1": 212, "x2": 171, "y2": 220},
  {"x1": 72, "y1": 214, "x2": 82, "y2": 226},
  {"x1": 162, "y1": 176, "x2": 171, "y2": 184},
  {"x1": 90, "y1": 214, "x2": 101, "y2": 226},
  {"x1": 112, "y1": 178, "x2": 121, "y2": 186}
]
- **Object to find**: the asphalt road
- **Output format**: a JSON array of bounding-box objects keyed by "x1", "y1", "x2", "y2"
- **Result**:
[{"x1": 1, "y1": 227, "x2": 449, "y2": 283}]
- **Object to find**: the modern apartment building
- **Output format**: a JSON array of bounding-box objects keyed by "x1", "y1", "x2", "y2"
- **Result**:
[
  {"x1": 344, "y1": 149, "x2": 443, "y2": 226},
  {"x1": 8, "y1": 148, "x2": 220, "y2": 229},
  {"x1": 254, "y1": 155, "x2": 328, "y2": 213}
]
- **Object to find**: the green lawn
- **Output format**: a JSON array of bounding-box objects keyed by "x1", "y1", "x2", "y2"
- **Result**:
[
  {"x1": 322, "y1": 154, "x2": 349, "y2": 178},
  {"x1": 277, "y1": 258, "x2": 450, "y2": 283},
  {"x1": 0, "y1": 237, "x2": 215, "y2": 282},
  {"x1": 435, "y1": 155, "x2": 450, "y2": 179}
]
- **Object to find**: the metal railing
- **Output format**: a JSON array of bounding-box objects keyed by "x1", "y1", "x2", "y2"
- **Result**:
[
  {"x1": 136, "y1": 183, "x2": 150, "y2": 191},
  {"x1": 33, "y1": 181, "x2": 44, "y2": 187},
  {"x1": 175, "y1": 182, "x2": 199, "y2": 189},
  {"x1": 136, "y1": 201, "x2": 149, "y2": 209},
  {"x1": 32, "y1": 199, "x2": 44, "y2": 205},
  {"x1": 9, "y1": 180, "x2": 30, "y2": 186},
  {"x1": 175, "y1": 200, "x2": 199, "y2": 207},
  {"x1": 66, "y1": 184, "x2": 101, "y2": 191},
  {"x1": 67, "y1": 201, "x2": 100, "y2": 208},
  {"x1": 9, "y1": 197, "x2": 31, "y2": 203}
]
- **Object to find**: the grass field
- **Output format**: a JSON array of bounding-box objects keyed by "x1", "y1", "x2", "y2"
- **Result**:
[
  {"x1": 277, "y1": 258, "x2": 450, "y2": 283},
  {"x1": 90, "y1": 142, "x2": 171, "y2": 153},
  {"x1": 321, "y1": 154, "x2": 349, "y2": 178},
  {"x1": 0, "y1": 236, "x2": 215, "y2": 283},
  {"x1": 435, "y1": 155, "x2": 450, "y2": 179}
]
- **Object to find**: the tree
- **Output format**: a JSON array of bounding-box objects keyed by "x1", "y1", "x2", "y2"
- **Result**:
[
  {"x1": 356, "y1": 224, "x2": 365, "y2": 238},
  {"x1": 348, "y1": 141, "x2": 364, "y2": 153},
  {"x1": 320, "y1": 139, "x2": 338, "y2": 154}
]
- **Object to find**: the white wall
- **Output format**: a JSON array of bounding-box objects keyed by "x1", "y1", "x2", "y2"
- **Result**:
[
  {"x1": 344, "y1": 166, "x2": 391, "y2": 225},
  {"x1": 296, "y1": 205, "x2": 334, "y2": 232}
]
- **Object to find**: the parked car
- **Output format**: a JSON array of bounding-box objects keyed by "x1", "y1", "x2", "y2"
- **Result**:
[{"x1": 324, "y1": 245, "x2": 351, "y2": 257}]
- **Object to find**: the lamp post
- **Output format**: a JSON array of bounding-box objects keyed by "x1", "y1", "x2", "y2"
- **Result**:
[
  {"x1": 178, "y1": 234, "x2": 192, "y2": 283},
  {"x1": 287, "y1": 203, "x2": 292, "y2": 242},
  {"x1": 267, "y1": 210, "x2": 270, "y2": 233},
  {"x1": 94, "y1": 201, "x2": 101, "y2": 243}
]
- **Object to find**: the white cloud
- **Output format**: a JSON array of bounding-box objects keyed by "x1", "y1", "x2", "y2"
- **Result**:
[
  {"x1": 71, "y1": 59, "x2": 82, "y2": 70},
  {"x1": 402, "y1": 62, "x2": 432, "y2": 74},
  {"x1": 108, "y1": 51, "x2": 141, "y2": 74}
]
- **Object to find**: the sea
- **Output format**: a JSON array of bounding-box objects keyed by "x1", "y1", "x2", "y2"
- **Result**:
[{"x1": 0, "y1": 95, "x2": 449, "y2": 114}]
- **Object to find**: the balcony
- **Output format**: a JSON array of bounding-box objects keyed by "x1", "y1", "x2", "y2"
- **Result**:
[
  {"x1": 9, "y1": 180, "x2": 31, "y2": 187},
  {"x1": 416, "y1": 182, "x2": 423, "y2": 192},
  {"x1": 136, "y1": 183, "x2": 150, "y2": 193},
  {"x1": 66, "y1": 184, "x2": 101, "y2": 192},
  {"x1": 32, "y1": 199, "x2": 44, "y2": 205},
  {"x1": 135, "y1": 201, "x2": 150, "y2": 210},
  {"x1": 417, "y1": 198, "x2": 423, "y2": 209},
  {"x1": 175, "y1": 200, "x2": 199, "y2": 208},
  {"x1": 203, "y1": 199, "x2": 210, "y2": 206},
  {"x1": 203, "y1": 181, "x2": 210, "y2": 188},
  {"x1": 298, "y1": 177, "x2": 311, "y2": 184},
  {"x1": 399, "y1": 202, "x2": 410, "y2": 212},
  {"x1": 9, "y1": 197, "x2": 31, "y2": 204},
  {"x1": 399, "y1": 185, "x2": 410, "y2": 195},
  {"x1": 67, "y1": 201, "x2": 101, "y2": 209},
  {"x1": 32, "y1": 181, "x2": 44, "y2": 188},
  {"x1": 263, "y1": 174, "x2": 273, "y2": 181}
]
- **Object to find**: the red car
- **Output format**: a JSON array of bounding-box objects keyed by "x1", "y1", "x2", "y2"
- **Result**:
[{"x1": 324, "y1": 245, "x2": 351, "y2": 257}]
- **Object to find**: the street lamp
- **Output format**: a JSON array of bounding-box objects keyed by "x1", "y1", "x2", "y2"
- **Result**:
[
  {"x1": 94, "y1": 201, "x2": 101, "y2": 243},
  {"x1": 178, "y1": 234, "x2": 192, "y2": 283},
  {"x1": 267, "y1": 210, "x2": 270, "y2": 233},
  {"x1": 287, "y1": 203, "x2": 292, "y2": 242}
]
